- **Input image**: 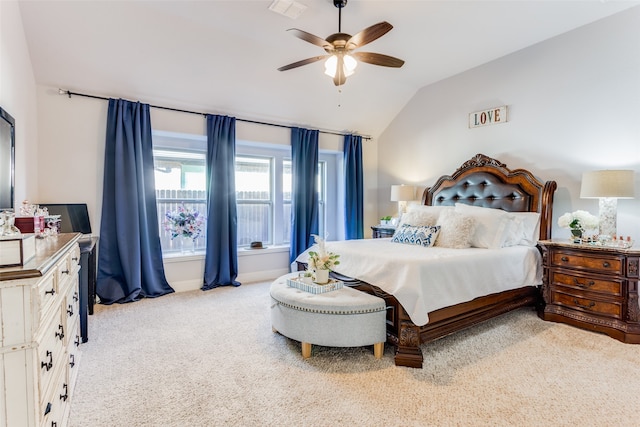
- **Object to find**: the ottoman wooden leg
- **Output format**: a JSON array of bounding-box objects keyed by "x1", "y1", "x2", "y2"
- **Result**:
[
  {"x1": 302, "y1": 342, "x2": 312, "y2": 358},
  {"x1": 374, "y1": 342, "x2": 384, "y2": 359}
]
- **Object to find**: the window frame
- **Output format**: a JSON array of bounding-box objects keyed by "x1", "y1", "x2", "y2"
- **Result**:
[{"x1": 152, "y1": 131, "x2": 344, "y2": 256}]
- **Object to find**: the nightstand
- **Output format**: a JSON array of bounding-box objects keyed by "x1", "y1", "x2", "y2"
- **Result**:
[
  {"x1": 537, "y1": 239, "x2": 640, "y2": 343},
  {"x1": 371, "y1": 225, "x2": 396, "y2": 238}
]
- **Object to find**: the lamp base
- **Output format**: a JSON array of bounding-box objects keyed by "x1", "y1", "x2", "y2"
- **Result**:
[{"x1": 598, "y1": 197, "x2": 617, "y2": 239}]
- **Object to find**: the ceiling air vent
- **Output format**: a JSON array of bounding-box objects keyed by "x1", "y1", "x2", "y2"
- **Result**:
[{"x1": 268, "y1": 0, "x2": 308, "y2": 20}]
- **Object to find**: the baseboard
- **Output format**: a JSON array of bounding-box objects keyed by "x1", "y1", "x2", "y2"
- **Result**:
[{"x1": 170, "y1": 268, "x2": 290, "y2": 292}]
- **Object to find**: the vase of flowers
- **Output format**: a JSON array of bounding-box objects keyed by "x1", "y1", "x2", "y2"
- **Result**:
[
  {"x1": 558, "y1": 210, "x2": 599, "y2": 241},
  {"x1": 307, "y1": 234, "x2": 340, "y2": 284},
  {"x1": 164, "y1": 204, "x2": 206, "y2": 253}
]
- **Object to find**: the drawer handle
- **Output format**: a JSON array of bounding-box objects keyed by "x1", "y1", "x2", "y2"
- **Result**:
[
  {"x1": 61, "y1": 269, "x2": 70, "y2": 275},
  {"x1": 70, "y1": 353, "x2": 76, "y2": 368},
  {"x1": 55, "y1": 324, "x2": 64, "y2": 340},
  {"x1": 67, "y1": 304, "x2": 74, "y2": 317},
  {"x1": 573, "y1": 278, "x2": 595, "y2": 289},
  {"x1": 74, "y1": 335, "x2": 81, "y2": 347},
  {"x1": 45, "y1": 288, "x2": 56, "y2": 296},
  {"x1": 60, "y1": 383, "x2": 68, "y2": 402},
  {"x1": 561, "y1": 256, "x2": 569, "y2": 262},
  {"x1": 602, "y1": 261, "x2": 610, "y2": 268},
  {"x1": 72, "y1": 256, "x2": 79, "y2": 261},
  {"x1": 573, "y1": 299, "x2": 596, "y2": 310},
  {"x1": 73, "y1": 292, "x2": 79, "y2": 302},
  {"x1": 41, "y1": 351, "x2": 53, "y2": 371}
]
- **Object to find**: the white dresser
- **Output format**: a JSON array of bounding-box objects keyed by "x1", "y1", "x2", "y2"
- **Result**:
[{"x1": 0, "y1": 233, "x2": 82, "y2": 427}]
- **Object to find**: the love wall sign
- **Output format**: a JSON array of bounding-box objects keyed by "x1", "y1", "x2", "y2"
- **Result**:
[{"x1": 469, "y1": 106, "x2": 508, "y2": 128}]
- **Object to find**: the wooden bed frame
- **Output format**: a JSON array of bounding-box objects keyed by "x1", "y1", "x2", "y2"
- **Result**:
[{"x1": 302, "y1": 153, "x2": 557, "y2": 368}]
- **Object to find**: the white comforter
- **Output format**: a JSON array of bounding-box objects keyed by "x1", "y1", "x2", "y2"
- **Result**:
[{"x1": 295, "y1": 239, "x2": 542, "y2": 327}]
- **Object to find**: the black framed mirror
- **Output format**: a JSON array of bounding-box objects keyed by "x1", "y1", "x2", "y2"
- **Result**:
[{"x1": 0, "y1": 106, "x2": 15, "y2": 210}]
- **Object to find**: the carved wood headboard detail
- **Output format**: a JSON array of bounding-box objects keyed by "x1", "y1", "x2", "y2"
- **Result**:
[{"x1": 422, "y1": 153, "x2": 557, "y2": 240}]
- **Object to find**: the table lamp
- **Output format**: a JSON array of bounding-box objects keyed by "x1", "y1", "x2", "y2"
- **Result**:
[
  {"x1": 580, "y1": 170, "x2": 635, "y2": 239},
  {"x1": 390, "y1": 185, "x2": 415, "y2": 219}
]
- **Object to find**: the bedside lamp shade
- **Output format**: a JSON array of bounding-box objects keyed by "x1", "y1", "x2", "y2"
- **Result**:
[
  {"x1": 580, "y1": 170, "x2": 635, "y2": 238},
  {"x1": 390, "y1": 185, "x2": 415, "y2": 218}
]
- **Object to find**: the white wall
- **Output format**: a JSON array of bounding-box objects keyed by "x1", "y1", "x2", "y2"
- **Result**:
[
  {"x1": 378, "y1": 7, "x2": 640, "y2": 240},
  {"x1": 0, "y1": 1, "x2": 39, "y2": 205},
  {"x1": 34, "y1": 87, "x2": 379, "y2": 289}
]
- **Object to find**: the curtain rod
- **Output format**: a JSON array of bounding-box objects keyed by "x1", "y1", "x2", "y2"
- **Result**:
[{"x1": 58, "y1": 89, "x2": 372, "y2": 141}]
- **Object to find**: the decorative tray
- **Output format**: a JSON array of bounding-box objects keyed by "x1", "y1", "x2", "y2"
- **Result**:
[{"x1": 286, "y1": 277, "x2": 344, "y2": 294}]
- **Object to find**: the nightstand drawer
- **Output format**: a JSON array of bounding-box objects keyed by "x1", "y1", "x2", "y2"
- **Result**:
[
  {"x1": 552, "y1": 291, "x2": 622, "y2": 319},
  {"x1": 551, "y1": 251, "x2": 623, "y2": 275},
  {"x1": 550, "y1": 271, "x2": 623, "y2": 296}
]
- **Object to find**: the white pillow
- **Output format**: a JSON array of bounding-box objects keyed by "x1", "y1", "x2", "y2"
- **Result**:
[
  {"x1": 454, "y1": 204, "x2": 514, "y2": 249},
  {"x1": 435, "y1": 209, "x2": 476, "y2": 249},
  {"x1": 397, "y1": 210, "x2": 438, "y2": 229},
  {"x1": 506, "y1": 212, "x2": 541, "y2": 247},
  {"x1": 391, "y1": 224, "x2": 441, "y2": 247},
  {"x1": 397, "y1": 205, "x2": 452, "y2": 229}
]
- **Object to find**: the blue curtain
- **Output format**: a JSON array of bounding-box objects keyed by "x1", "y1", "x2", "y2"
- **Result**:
[
  {"x1": 344, "y1": 134, "x2": 364, "y2": 239},
  {"x1": 289, "y1": 127, "x2": 319, "y2": 264},
  {"x1": 202, "y1": 115, "x2": 240, "y2": 290},
  {"x1": 96, "y1": 99, "x2": 174, "y2": 304}
]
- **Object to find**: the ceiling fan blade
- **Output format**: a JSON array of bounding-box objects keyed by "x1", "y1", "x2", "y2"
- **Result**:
[
  {"x1": 287, "y1": 28, "x2": 333, "y2": 51},
  {"x1": 333, "y1": 56, "x2": 346, "y2": 86},
  {"x1": 278, "y1": 55, "x2": 329, "y2": 72},
  {"x1": 346, "y1": 22, "x2": 393, "y2": 50},
  {"x1": 353, "y1": 52, "x2": 405, "y2": 68}
]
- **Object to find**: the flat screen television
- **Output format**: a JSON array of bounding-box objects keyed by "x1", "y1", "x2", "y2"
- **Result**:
[
  {"x1": 40, "y1": 203, "x2": 92, "y2": 235},
  {"x1": 0, "y1": 107, "x2": 15, "y2": 210}
]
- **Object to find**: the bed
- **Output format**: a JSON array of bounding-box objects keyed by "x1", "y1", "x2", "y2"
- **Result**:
[{"x1": 297, "y1": 153, "x2": 557, "y2": 368}]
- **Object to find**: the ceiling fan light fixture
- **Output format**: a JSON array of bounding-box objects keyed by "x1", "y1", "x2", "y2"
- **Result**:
[{"x1": 324, "y1": 54, "x2": 357, "y2": 78}]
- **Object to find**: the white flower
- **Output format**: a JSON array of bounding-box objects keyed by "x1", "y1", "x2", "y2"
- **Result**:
[
  {"x1": 308, "y1": 235, "x2": 340, "y2": 271},
  {"x1": 557, "y1": 210, "x2": 599, "y2": 231}
]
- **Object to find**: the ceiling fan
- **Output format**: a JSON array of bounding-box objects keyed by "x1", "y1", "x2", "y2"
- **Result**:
[{"x1": 277, "y1": 0, "x2": 405, "y2": 86}]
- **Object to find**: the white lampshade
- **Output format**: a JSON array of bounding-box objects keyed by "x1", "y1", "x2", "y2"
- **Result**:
[
  {"x1": 390, "y1": 185, "x2": 415, "y2": 202},
  {"x1": 580, "y1": 169, "x2": 635, "y2": 239},
  {"x1": 580, "y1": 170, "x2": 635, "y2": 199}
]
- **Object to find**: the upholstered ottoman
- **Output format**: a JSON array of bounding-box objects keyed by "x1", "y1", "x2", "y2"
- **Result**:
[{"x1": 270, "y1": 273, "x2": 387, "y2": 359}]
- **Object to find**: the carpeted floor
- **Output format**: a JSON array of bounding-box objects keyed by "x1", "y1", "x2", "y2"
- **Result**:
[{"x1": 69, "y1": 280, "x2": 640, "y2": 427}]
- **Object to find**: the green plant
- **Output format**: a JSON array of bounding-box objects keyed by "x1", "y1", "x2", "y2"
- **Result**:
[{"x1": 381, "y1": 215, "x2": 392, "y2": 221}]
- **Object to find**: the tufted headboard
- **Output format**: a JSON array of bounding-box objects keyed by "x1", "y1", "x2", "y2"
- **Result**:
[{"x1": 423, "y1": 153, "x2": 557, "y2": 240}]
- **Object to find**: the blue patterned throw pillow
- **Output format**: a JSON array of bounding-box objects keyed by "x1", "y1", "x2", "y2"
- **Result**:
[{"x1": 391, "y1": 224, "x2": 441, "y2": 247}]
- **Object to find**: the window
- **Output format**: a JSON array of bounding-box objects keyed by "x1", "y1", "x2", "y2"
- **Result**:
[
  {"x1": 153, "y1": 147, "x2": 207, "y2": 253},
  {"x1": 152, "y1": 131, "x2": 343, "y2": 254}
]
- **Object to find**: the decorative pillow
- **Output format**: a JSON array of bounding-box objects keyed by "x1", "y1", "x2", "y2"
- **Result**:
[
  {"x1": 397, "y1": 205, "x2": 453, "y2": 229},
  {"x1": 434, "y1": 209, "x2": 476, "y2": 249},
  {"x1": 391, "y1": 224, "x2": 441, "y2": 247},
  {"x1": 454, "y1": 204, "x2": 514, "y2": 249},
  {"x1": 396, "y1": 210, "x2": 439, "y2": 229}
]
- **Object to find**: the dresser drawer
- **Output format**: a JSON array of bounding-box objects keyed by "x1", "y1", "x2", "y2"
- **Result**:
[
  {"x1": 40, "y1": 358, "x2": 68, "y2": 427},
  {"x1": 55, "y1": 255, "x2": 74, "y2": 291},
  {"x1": 63, "y1": 283, "x2": 80, "y2": 343},
  {"x1": 37, "y1": 315, "x2": 66, "y2": 398},
  {"x1": 551, "y1": 251, "x2": 623, "y2": 275},
  {"x1": 37, "y1": 270, "x2": 58, "y2": 319},
  {"x1": 550, "y1": 271, "x2": 623, "y2": 296},
  {"x1": 551, "y1": 290, "x2": 622, "y2": 319}
]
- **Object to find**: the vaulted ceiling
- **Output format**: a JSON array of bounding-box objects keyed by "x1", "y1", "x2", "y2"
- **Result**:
[{"x1": 18, "y1": 0, "x2": 639, "y2": 138}]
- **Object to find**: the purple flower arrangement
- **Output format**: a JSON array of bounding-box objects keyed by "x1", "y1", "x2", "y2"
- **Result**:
[{"x1": 164, "y1": 204, "x2": 205, "y2": 241}]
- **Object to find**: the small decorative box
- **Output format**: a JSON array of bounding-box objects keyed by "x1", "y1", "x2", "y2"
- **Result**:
[
  {"x1": 0, "y1": 234, "x2": 36, "y2": 267},
  {"x1": 286, "y1": 277, "x2": 344, "y2": 294}
]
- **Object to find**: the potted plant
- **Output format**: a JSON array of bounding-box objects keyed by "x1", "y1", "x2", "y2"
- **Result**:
[{"x1": 307, "y1": 235, "x2": 340, "y2": 284}]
